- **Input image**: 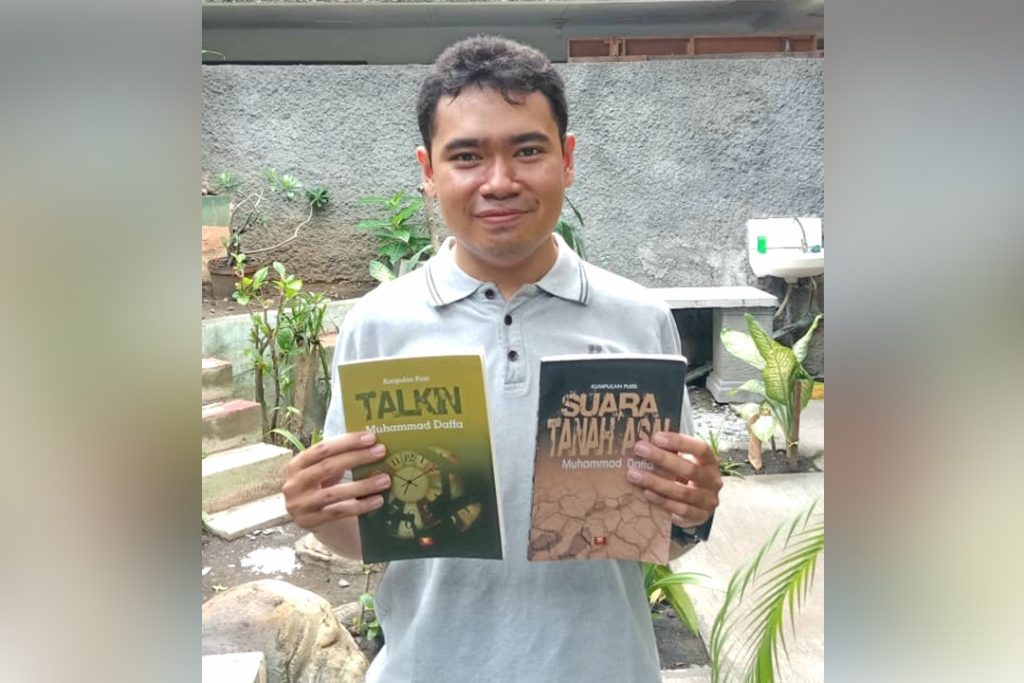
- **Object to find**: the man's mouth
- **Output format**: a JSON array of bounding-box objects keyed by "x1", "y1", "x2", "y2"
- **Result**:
[
  {"x1": 476, "y1": 209, "x2": 526, "y2": 218},
  {"x1": 475, "y1": 208, "x2": 527, "y2": 225}
]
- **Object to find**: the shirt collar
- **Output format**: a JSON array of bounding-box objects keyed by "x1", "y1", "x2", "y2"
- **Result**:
[{"x1": 423, "y1": 233, "x2": 591, "y2": 307}]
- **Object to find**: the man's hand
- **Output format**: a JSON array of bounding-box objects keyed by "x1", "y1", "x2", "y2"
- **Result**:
[
  {"x1": 282, "y1": 431, "x2": 391, "y2": 531},
  {"x1": 625, "y1": 431, "x2": 722, "y2": 528}
]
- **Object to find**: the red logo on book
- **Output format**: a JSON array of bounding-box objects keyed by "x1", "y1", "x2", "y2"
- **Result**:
[{"x1": 594, "y1": 536, "x2": 607, "y2": 545}]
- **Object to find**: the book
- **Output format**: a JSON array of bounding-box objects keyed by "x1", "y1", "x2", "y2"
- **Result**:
[
  {"x1": 528, "y1": 354, "x2": 688, "y2": 564},
  {"x1": 339, "y1": 353, "x2": 504, "y2": 563}
]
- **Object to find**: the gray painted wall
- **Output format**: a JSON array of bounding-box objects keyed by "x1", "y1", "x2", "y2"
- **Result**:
[{"x1": 202, "y1": 57, "x2": 823, "y2": 295}]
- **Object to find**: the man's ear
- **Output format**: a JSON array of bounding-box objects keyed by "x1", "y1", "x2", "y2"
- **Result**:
[
  {"x1": 562, "y1": 133, "x2": 577, "y2": 189},
  {"x1": 416, "y1": 146, "x2": 436, "y2": 198}
]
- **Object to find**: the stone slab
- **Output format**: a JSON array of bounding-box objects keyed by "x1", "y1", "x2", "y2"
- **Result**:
[
  {"x1": 661, "y1": 666, "x2": 711, "y2": 682},
  {"x1": 203, "y1": 357, "x2": 234, "y2": 405},
  {"x1": 671, "y1": 473, "x2": 824, "y2": 683},
  {"x1": 650, "y1": 286, "x2": 778, "y2": 309},
  {"x1": 202, "y1": 651, "x2": 267, "y2": 683},
  {"x1": 708, "y1": 308, "x2": 776, "y2": 403},
  {"x1": 204, "y1": 493, "x2": 290, "y2": 541},
  {"x1": 203, "y1": 399, "x2": 263, "y2": 456},
  {"x1": 202, "y1": 442, "x2": 292, "y2": 514}
]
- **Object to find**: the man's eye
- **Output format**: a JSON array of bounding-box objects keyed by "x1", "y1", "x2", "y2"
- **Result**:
[
  {"x1": 451, "y1": 153, "x2": 479, "y2": 163},
  {"x1": 516, "y1": 147, "x2": 542, "y2": 158}
]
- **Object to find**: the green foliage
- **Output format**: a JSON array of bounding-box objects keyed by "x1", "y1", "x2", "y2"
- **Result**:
[
  {"x1": 554, "y1": 196, "x2": 587, "y2": 259},
  {"x1": 706, "y1": 426, "x2": 746, "y2": 479},
  {"x1": 213, "y1": 172, "x2": 241, "y2": 194},
  {"x1": 214, "y1": 168, "x2": 331, "y2": 263},
  {"x1": 353, "y1": 591, "x2": 382, "y2": 642},
  {"x1": 356, "y1": 191, "x2": 435, "y2": 282},
  {"x1": 643, "y1": 562, "x2": 707, "y2": 636},
  {"x1": 710, "y1": 500, "x2": 824, "y2": 683},
  {"x1": 233, "y1": 260, "x2": 331, "y2": 446},
  {"x1": 351, "y1": 563, "x2": 383, "y2": 643},
  {"x1": 721, "y1": 314, "x2": 822, "y2": 464}
]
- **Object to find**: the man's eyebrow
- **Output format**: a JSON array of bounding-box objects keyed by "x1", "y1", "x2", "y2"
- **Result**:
[
  {"x1": 441, "y1": 131, "x2": 554, "y2": 155},
  {"x1": 508, "y1": 131, "x2": 553, "y2": 146},
  {"x1": 441, "y1": 138, "x2": 481, "y2": 154}
]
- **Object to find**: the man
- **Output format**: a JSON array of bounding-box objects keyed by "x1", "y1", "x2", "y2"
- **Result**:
[{"x1": 283, "y1": 35, "x2": 722, "y2": 682}]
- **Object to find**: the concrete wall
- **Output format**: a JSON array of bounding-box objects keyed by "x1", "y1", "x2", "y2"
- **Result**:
[{"x1": 202, "y1": 57, "x2": 823, "y2": 296}]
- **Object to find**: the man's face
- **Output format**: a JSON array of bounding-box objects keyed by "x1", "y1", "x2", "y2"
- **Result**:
[{"x1": 417, "y1": 86, "x2": 575, "y2": 277}]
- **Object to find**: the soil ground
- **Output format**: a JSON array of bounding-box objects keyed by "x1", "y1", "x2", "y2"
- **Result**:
[
  {"x1": 201, "y1": 522, "x2": 709, "y2": 669},
  {"x1": 202, "y1": 280, "x2": 369, "y2": 321}
]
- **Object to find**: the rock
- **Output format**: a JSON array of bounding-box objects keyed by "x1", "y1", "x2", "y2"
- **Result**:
[
  {"x1": 333, "y1": 601, "x2": 362, "y2": 630},
  {"x1": 202, "y1": 579, "x2": 368, "y2": 683},
  {"x1": 294, "y1": 533, "x2": 365, "y2": 575}
]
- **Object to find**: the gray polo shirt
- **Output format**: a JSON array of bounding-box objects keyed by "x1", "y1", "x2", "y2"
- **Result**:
[{"x1": 325, "y1": 234, "x2": 694, "y2": 682}]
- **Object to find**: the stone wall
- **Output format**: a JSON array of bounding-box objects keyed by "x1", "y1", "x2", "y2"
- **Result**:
[{"x1": 202, "y1": 58, "x2": 823, "y2": 298}]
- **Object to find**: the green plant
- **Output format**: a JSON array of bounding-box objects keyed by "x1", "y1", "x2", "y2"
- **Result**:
[
  {"x1": 269, "y1": 427, "x2": 323, "y2": 453},
  {"x1": 356, "y1": 190, "x2": 435, "y2": 282},
  {"x1": 352, "y1": 564, "x2": 383, "y2": 642},
  {"x1": 555, "y1": 196, "x2": 587, "y2": 259},
  {"x1": 643, "y1": 562, "x2": 706, "y2": 636},
  {"x1": 720, "y1": 313, "x2": 823, "y2": 468},
  {"x1": 233, "y1": 261, "x2": 331, "y2": 445},
  {"x1": 706, "y1": 426, "x2": 746, "y2": 479},
  {"x1": 710, "y1": 499, "x2": 824, "y2": 683},
  {"x1": 215, "y1": 169, "x2": 330, "y2": 266}
]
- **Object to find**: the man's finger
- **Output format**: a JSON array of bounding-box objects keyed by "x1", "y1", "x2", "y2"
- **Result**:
[
  {"x1": 635, "y1": 487, "x2": 711, "y2": 527},
  {"x1": 632, "y1": 440, "x2": 720, "y2": 490},
  {"x1": 652, "y1": 431, "x2": 717, "y2": 466},
  {"x1": 289, "y1": 431, "x2": 377, "y2": 470},
  {"x1": 284, "y1": 442, "x2": 388, "y2": 494},
  {"x1": 626, "y1": 468, "x2": 718, "y2": 511}
]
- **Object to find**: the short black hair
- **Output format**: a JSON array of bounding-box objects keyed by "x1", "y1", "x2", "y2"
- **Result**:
[{"x1": 416, "y1": 35, "x2": 569, "y2": 156}]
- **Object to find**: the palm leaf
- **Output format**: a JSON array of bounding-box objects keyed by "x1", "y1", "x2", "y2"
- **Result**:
[{"x1": 710, "y1": 499, "x2": 824, "y2": 683}]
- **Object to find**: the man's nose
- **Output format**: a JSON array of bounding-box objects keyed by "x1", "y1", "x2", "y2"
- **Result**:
[{"x1": 480, "y1": 157, "x2": 520, "y2": 197}]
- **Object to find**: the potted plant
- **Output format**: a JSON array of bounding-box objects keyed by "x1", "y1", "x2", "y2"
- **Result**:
[{"x1": 207, "y1": 169, "x2": 330, "y2": 299}]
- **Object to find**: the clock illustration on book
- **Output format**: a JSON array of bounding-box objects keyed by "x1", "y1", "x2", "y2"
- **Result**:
[{"x1": 372, "y1": 446, "x2": 483, "y2": 544}]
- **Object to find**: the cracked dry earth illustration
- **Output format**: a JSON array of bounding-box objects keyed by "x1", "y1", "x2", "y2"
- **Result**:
[{"x1": 529, "y1": 482, "x2": 671, "y2": 563}]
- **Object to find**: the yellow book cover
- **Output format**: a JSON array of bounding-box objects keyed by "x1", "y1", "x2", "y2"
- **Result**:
[{"x1": 339, "y1": 353, "x2": 504, "y2": 563}]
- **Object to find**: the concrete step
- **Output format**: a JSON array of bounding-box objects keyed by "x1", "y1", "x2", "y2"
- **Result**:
[
  {"x1": 662, "y1": 666, "x2": 711, "y2": 682},
  {"x1": 202, "y1": 357, "x2": 234, "y2": 405},
  {"x1": 202, "y1": 652, "x2": 267, "y2": 683},
  {"x1": 203, "y1": 399, "x2": 263, "y2": 456},
  {"x1": 204, "y1": 493, "x2": 290, "y2": 541},
  {"x1": 202, "y1": 442, "x2": 293, "y2": 514}
]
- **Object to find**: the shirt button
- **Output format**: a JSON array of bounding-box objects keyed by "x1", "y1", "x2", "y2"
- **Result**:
[
  {"x1": 507, "y1": 350, "x2": 519, "y2": 361},
  {"x1": 503, "y1": 314, "x2": 513, "y2": 325},
  {"x1": 484, "y1": 289, "x2": 496, "y2": 300}
]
